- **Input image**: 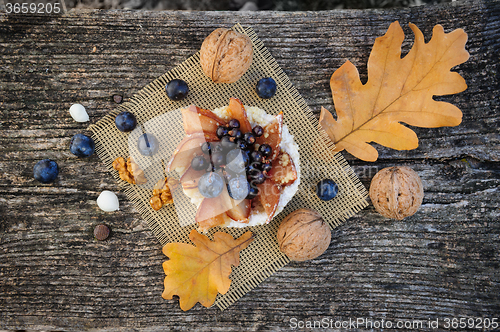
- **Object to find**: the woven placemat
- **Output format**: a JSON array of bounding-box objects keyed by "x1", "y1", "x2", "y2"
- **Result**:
[{"x1": 89, "y1": 24, "x2": 368, "y2": 310}]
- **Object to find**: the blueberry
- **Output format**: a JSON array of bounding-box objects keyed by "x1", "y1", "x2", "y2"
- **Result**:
[
  {"x1": 206, "y1": 163, "x2": 215, "y2": 173},
  {"x1": 227, "y1": 175, "x2": 250, "y2": 200},
  {"x1": 250, "y1": 150, "x2": 263, "y2": 163},
  {"x1": 247, "y1": 162, "x2": 261, "y2": 177},
  {"x1": 252, "y1": 125, "x2": 264, "y2": 137},
  {"x1": 220, "y1": 136, "x2": 236, "y2": 151},
  {"x1": 69, "y1": 133, "x2": 95, "y2": 158},
  {"x1": 211, "y1": 151, "x2": 225, "y2": 168},
  {"x1": 316, "y1": 179, "x2": 339, "y2": 201},
  {"x1": 258, "y1": 144, "x2": 272, "y2": 157},
  {"x1": 256, "y1": 77, "x2": 277, "y2": 99},
  {"x1": 33, "y1": 159, "x2": 59, "y2": 184},
  {"x1": 222, "y1": 168, "x2": 236, "y2": 183},
  {"x1": 212, "y1": 143, "x2": 224, "y2": 154},
  {"x1": 115, "y1": 111, "x2": 137, "y2": 132},
  {"x1": 229, "y1": 128, "x2": 242, "y2": 140},
  {"x1": 226, "y1": 149, "x2": 249, "y2": 173},
  {"x1": 137, "y1": 133, "x2": 159, "y2": 157},
  {"x1": 243, "y1": 132, "x2": 256, "y2": 146},
  {"x1": 198, "y1": 172, "x2": 224, "y2": 198},
  {"x1": 201, "y1": 142, "x2": 211, "y2": 155},
  {"x1": 165, "y1": 79, "x2": 189, "y2": 101},
  {"x1": 216, "y1": 126, "x2": 228, "y2": 139},
  {"x1": 246, "y1": 184, "x2": 259, "y2": 200},
  {"x1": 191, "y1": 155, "x2": 209, "y2": 171},
  {"x1": 228, "y1": 119, "x2": 240, "y2": 129},
  {"x1": 250, "y1": 169, "x2": 266, "y2": 185},
  {"x1": 261, "y1": 160, "x2": 272, "y2": 173},
  {"x1": 235, "y1": 139, "x2": 248, "y2": 151}
]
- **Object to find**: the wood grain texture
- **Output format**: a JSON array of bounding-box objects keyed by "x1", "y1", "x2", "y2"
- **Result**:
[{"x1": 1, "y1": 1, "x2": 499, "y2": 330}]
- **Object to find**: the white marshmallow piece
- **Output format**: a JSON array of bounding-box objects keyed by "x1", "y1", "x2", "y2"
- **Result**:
[
  {"x1": 97, "y1": 191, "x2": 120, "y2": 212},
  {"x1": 69, "y1": 104, "x2": 89, "y2": 122}
]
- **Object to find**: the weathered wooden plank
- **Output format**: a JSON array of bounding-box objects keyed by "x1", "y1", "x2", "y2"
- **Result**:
[{"x1": 1, "y1": 1, "x2": 499, "y2": 330}]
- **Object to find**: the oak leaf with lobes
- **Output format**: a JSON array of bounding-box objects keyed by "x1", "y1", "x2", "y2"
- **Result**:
[
  {"x1": 320, "y1": 21, "x2": 469, "y2": 162},
  {"x1": 162, "y1": 230, "x2": 253, "y2": 311}
]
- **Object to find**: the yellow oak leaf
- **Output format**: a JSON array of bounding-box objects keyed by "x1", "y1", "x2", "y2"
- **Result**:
[
  {"x1": 320, "y1": 21, "x2": 469, "y2": 162},
  {"x1": 162, "y1": 230, "x2": 253, "y2": 311}
]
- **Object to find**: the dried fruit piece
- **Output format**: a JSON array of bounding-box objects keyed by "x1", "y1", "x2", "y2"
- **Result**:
[
  {"x1": 267, "y1": 152, "x2": 297, "y2": 186},
  {"x1": 255, "y1": 112, "x2": 283, "y2": 161},
  {"x1": 162, "y1": 230, "x2": 253, "y2": 310},
  {"x1": 257, "y1": 178, "x2": 281, "y2": 223},
  {"x1": 227, "y1": 98, "x2": 252, "y2": 133},
  {"x1": 226, "y1": 199, "x2": 251, "y2": 222},
  {"x1": 195, "y1": 187, "x2": 233, "y2": 230},
  {"x1": 180, "y1": 165, "x2": 207, "y2": 190},
  {"x1": 166, "y1": 133, "x2": 218, "y2": 172},
  {"x1": 200, "y1": 28, "x2": 253, "y2": 84},
  {"x1": 112, "y1": 156, "x2": 147, "y2": 185},
  {"x1": 196, "y1": 107, "x2": 227, "y2": 124},
  {"x1": 320, "y1": 22, "x2": 469, "y2": 162},
  {"x1": 197, "y1": 213, "x2": 227, "y2": 233},
  {"x1": 112, "y1": 95, "x2": 123, "y2": 104},
  {"x1": 182, "y1": 105, "x2": 225, "y2": 135}
]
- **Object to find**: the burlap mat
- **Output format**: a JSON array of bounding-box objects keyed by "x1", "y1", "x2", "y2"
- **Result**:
[{"x1": 89, "y1": 24, "x2": 368, "y2": 310}]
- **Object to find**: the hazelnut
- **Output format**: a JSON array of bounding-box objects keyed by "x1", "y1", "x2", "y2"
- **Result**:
[
  {"x1": 200, "y1": 28, "x2": 253, "y2": 84},
  {"x1": 277, "y1": 209, "x2": 331, "y2": 262},
  {"x1": 369, "y1": 166, "x2": 424, "y2": 220}
]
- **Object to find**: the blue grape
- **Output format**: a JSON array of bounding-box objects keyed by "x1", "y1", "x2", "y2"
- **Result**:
[
  {"x1": 227, "y1": 175, "x2": 249, "y2": 200},
  {"x1": 69, "y1": 133, "x2": 95, "y2": 158},
  {"x1": 33, "y1": 159, "x2": 59, "y2": 184},
  {"x1": 198, "y1": 172, "x2": 224, "y2": 198},
  {"x1": 137, "y1": 133, "x2": 159, "y2": 157},
  {"x1": 316, "y1": 179, "x2": 339, "y2": 201}
]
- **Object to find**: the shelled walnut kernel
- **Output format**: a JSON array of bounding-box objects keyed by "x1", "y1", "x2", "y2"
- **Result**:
[
  {"x1": 112, "y1": 157, "x2": 147, "y2": 185},
  {"x1": 150, "y1": 177, "x2": 177, "y2": 211}
]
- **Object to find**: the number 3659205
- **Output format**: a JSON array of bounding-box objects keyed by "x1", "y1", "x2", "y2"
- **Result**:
[{"x1": 6, "y1": 3, "x2": 62, "y2": 14}]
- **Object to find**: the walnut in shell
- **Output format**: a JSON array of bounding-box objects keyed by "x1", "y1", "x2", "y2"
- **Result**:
[
  {"x1": 277, "y1": 209, "x2": 331, "y2": 262},
  {"x1": 369, "y1": 166, "x2": 424, "y2": 220},
  {"x1": 200, "y1": 28, "x2": 253, "y2": 84}
]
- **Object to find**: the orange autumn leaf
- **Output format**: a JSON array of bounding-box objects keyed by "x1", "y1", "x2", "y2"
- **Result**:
[
  {"x1": 162, "y1": 230, "x2": 253, "y2": 311},
  {"x1": 320, "y1": 21, "x2": 469, "y2": 162}
]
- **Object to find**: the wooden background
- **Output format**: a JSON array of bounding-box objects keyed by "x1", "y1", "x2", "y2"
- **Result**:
[{"x1": 1, "y1": 0, "x2": 499, "y2": 330}]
